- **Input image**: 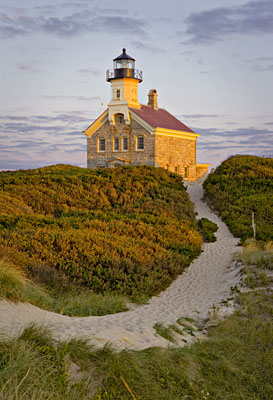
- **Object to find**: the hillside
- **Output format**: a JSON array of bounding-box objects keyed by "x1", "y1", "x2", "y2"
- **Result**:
[
  {"x1": 203, "y1": 155, "x2": 273, "y2": 241},
  {"x1": 0, "y1": 165, "x2": 201, "y2": 299},
  {"x1": 1, "y1": 162, "x2": 272, "y2": 399}
]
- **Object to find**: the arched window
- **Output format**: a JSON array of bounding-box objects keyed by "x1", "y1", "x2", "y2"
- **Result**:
[{"x1": 115, "y1": 114, "x2": 123, "y2": 124}]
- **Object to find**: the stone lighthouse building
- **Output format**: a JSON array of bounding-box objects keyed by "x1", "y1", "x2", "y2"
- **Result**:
[{"x1": 83, "y1": 49, "x2": 209, "y2": 181}]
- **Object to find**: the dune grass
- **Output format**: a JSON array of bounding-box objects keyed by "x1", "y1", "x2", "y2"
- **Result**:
[
  {"x1": 238, "y1": 239, "x2": 273, "y2": 270},
  {"x1": 1, "y1": 242, "x2": 272, "y2": 399},
  {"x1": 0, "y1": 325, "x2": 90, "y2": 400},
  {"x1": 0, "y1": 259, "x2": 128, "y2": 316}
]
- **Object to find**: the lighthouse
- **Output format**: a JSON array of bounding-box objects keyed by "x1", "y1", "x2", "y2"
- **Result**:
[
  {"x1": 106, "y1": 48, "x2": 143, "y2": 125},
  {"x1": 83, "y1": 48, "x2": 210, "y2": 180}
]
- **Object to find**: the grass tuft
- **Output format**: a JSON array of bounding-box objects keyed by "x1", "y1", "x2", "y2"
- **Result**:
[
  {"x1": 238, "y1": 240, "x2": 273, "y2": 270},
  {"x1": 153, "y1": 322, "x2": 178, "y2": 343},
  {"x1": 0, "y1": 259, "x2": 128, "y2": 317}
]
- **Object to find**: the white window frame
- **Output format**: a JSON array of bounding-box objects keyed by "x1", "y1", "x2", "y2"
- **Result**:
[
  {"x1": 98, "y1": 138, "x2": 106, "y2": 152},
  {"x1": 122, "y1": 136, "x2": 128, "y2": 151},
  {"x1": 136, "y1": 135, "x2": 144, "y2": 151},
  {"x1": 113, "y1": 137, "x2": 119, "y2": 152}
]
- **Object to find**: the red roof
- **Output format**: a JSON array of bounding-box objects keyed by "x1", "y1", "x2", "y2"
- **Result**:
[{"x1": 130, "y1": 105, "x2": 194, "y2": 133}]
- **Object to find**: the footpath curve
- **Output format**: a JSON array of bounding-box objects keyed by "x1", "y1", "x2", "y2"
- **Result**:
[{"x1": 0, "y1": 183, "x2": 241, "y2": 350}]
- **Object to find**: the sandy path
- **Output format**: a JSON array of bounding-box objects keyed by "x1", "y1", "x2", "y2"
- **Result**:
[{"x1": 0, "y1": 183, "x2": 241, "y2": 350}]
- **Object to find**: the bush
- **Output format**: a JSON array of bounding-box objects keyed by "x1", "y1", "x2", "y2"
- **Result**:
[
  {"x1": 203, "y1": 156, "x2": 273, "y2": 242},
  {"x1": 198, "y1": 218, "x2": 218, "y2": 242},
  {"x1": 0, "y1": 165, "x2": 202, "y2": 299}
]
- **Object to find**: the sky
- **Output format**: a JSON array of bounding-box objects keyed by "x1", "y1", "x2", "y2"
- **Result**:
[{"x1": 0, "y1": 0, "x2": 273, "y2": 170}]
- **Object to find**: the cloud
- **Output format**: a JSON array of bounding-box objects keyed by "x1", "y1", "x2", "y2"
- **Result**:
[
  {"x1": 243, "y1": 56, "x2": 273, "y2": 71},
  {"x1": 0, "y1": 112, "x2": 91, "y2": 137},
  {"x1": 183, "y1": 1, "x2": 273, "y2": 45},
  {"x1": 43, "y1": 95, "x2": 100, "y2": 102},
  {"x1": 0, "y1": 8, "x2": 146, "y2": 39},
  {"x1": 0, "y1": 112, "x2": 88, "y2": 169},
  {"x1": 178, "y1": 113, "x2": 223, "y2": 119},
  {"x1": 77, "y1": 69, "x2": 100, "y2": 76},
  {"x1": 16, "y1": 62, "x2": 42, "y2": 73},
  {"x1": 130, "y1": 40, "x2": 162, "y2": 53},
  {"x1": 194, "y1": 124, "x2": 273, "y2": 167}
]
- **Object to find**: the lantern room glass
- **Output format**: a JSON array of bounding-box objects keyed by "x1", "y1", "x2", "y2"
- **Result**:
[{"x1": 114, "y1": 59, "x2": 135, "y2": 69}]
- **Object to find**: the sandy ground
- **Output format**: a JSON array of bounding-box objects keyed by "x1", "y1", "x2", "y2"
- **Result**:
[{"x1": 0, "y1": 182, "x2": 242, "y2": 350}]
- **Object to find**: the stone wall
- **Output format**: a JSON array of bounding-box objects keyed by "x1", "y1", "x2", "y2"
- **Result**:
[
  {"x1": 86, "y1": 115, "x2": 208, "y2": 181},
  {"x1": 155, "y1": 134, "x2": 197, "y2": 180},
  {"x1": 196, "y1": 164, "x2": 210, "y2": 180},
  {"x1": 87, "y1": 118, "x2": 155, "y2": 169}
]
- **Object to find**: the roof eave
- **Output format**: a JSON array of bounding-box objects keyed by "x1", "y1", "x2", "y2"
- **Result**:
[
  {"x1": 82, "y1": 109, "x2": 108, "y2": 137},
  {"x1": 154, "y1": 127, "x2": 200, "y2": 140}
]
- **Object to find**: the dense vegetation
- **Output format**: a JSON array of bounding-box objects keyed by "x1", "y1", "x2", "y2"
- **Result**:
[
  {"x1": 0, "y1": 165, "x2": 201, "y2": 301},
  {"x1": 203, "y1": 155, "x2": 273, "y2": 241},
  {"x1": 1, "y1": 159, "x2": 273, "y2": 399}
]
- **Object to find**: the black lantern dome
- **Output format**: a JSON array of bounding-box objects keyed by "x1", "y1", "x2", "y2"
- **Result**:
[{"x1": 106, "y1": 48, "x2": 142, "y2": 82}]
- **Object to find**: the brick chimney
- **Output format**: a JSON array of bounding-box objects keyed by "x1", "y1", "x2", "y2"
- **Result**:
[{"x1": 148, "y1": 89, "x2": 158, "y2": 110}]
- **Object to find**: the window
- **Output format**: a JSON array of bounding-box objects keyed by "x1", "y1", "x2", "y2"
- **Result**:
[
  {"x1": 137, "y1": 135, "x2": 144, "y2": 150},
  {"x1": 98, "y1": 138, "x2": 105, "y2": 152},
  {"x1": 116, "y1": 114, "x2": 123, "y2": 124},
  {"x1": 122, "y1": 137, "x2": 128, "y2": 151},
  {"x1": 184, "y1": 166, "x2": 188, "y2": 178},
  {"x1": 116, "y1": 89, "x2": 121, "y2": 99},
  {"x1": 174, "y1": 166, "x2": 179, "y2": 174},
  {"x1": 114, "y1": 137, "x2": 119, "y2": 151}
]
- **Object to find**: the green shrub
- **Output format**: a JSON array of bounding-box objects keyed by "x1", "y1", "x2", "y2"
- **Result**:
[
  {"x1": 198, "y1": 218, "x2": 218, "y2": 242},
  {"x1": 203, "y1": 155, "x2": 273, "y2": 242},
  {"x1": 0, "y1": 165, "x2": 202, "y2": 299}
]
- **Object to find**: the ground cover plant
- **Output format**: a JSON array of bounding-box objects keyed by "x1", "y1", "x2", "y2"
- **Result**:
[
  {"x1": 198, "y1": 218, "x2": 218, "y2": 242},
  {"x1": 0, "y1": 165, "x2": 201, "y2": 304},
  {"x1": 203, "y1": 155, "x2": 273, "y2": 241}
]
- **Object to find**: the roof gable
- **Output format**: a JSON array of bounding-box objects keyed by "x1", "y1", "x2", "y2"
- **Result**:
[
  {"x1": 82, "y1": 109, "x2": 108, "y2": 137},
  {"x1": 130, "y1": 105, "x2": 194, "y2": 133}
]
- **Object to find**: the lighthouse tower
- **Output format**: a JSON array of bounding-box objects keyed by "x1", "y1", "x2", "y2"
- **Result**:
[{"x1": 106, "y1": 48, "x2": 143, "y2": 125}]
